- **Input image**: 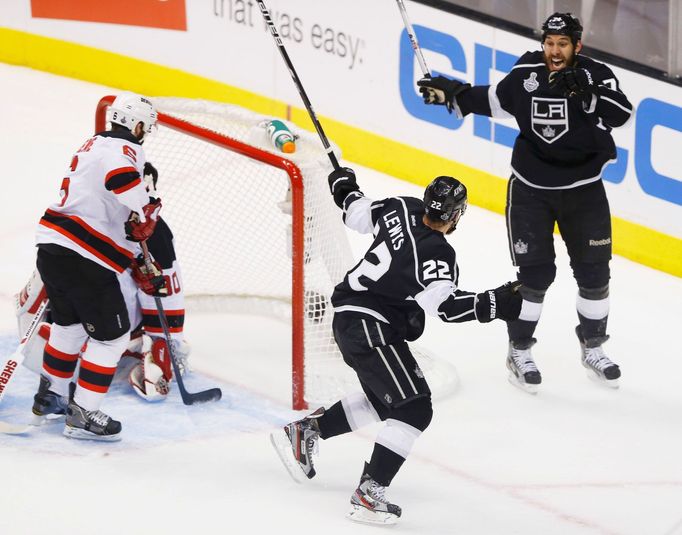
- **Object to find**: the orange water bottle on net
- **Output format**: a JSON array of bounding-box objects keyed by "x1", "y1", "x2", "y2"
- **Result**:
[{"x1": 267, "y1": 119, "x2": 296, "y2": 154}]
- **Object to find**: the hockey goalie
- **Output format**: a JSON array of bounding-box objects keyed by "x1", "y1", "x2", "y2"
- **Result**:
[{"x1": 15, "y1": 214, "x2": 190, "y2": 404}]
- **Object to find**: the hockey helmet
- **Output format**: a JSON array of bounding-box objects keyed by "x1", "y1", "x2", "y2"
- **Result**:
[
  {"x1": 424, "y1": 176, "x2": 468, "y2": 227},
  {"x1": 541, "y1": 12, "x2": 583, "y2": 44},
  {"x1": 109, "y1": 92, "x2": 158, "y2": 136}
]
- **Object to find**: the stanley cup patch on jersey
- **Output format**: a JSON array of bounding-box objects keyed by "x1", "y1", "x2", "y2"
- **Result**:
[
  {"x1": 523, "y1": 72, "x2": 539, "y2": 93},
  {"x1": 531, "y1": 97, "x2": 569, "y2": 144}
]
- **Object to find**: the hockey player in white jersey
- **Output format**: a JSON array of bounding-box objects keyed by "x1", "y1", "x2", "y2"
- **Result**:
[
  {"x1": 15, "y1": 213, "x2": 191, "y2": 403},
  {"x1": 272, "y1": 167, "x2": 523, "y2": 525},
  {"x1": 31, "y1": 92, "x2": 166, "y2": 441}
]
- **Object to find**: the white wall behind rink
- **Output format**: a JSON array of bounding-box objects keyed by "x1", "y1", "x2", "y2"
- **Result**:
[{"x1": 1, "y1": 0, "x2": 681, "y2": 240}]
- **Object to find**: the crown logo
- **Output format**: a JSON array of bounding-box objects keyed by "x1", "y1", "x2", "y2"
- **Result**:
[{"x1": 542, "y1": 125, "x2": 556, "y2": 138}]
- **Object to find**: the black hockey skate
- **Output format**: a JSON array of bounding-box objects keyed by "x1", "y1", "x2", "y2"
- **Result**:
[
  {"x1": 347, "y1": 464, "x2": 402, "y2": 525},
  {"x1": 270, "y1": 407, "x2": 324, "y2": 483},
  {"x1": 32, "y1": 375, "x2": 69, "y2": 423},
  {"x1": 506, "y1": 339, "x2": 542, "y2": 395},
  {"x1": 63, "y1": 400, "x2": 122, "y2": 442},
  {"x1": 576, "y1": 327, "x2": 620, "y2": 388}
]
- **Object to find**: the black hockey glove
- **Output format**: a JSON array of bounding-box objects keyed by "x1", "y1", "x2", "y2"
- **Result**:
[
  {"x1": 143, "y1": 162, "x2": 159, "y2": 190},
  {"x1": 417, "y1": 76, "x2": 471, "y2": 114},
  {"x1": 328, "y1": 167, "x2": 360, "y2": 208},
  {"x1": 549, "y1": 67, "x2": 595, "y2": 98},
  {"x1": 475, "y1": 281, "x2": 522, "y2": 323}
]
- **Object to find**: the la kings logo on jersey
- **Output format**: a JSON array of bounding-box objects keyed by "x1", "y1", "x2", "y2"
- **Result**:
[{"x1": 531, "y1": 97, "x2": 568, "y2": 144}]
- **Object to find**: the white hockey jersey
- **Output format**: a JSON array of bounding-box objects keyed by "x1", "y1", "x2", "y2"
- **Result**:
[{"x1": 35, "y1": 130, "x2": 150, "y2": 273}]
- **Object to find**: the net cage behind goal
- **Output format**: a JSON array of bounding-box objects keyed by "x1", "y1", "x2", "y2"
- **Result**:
[{"x1": 95, "y1": 96, "x2": 458, "y2": 410}]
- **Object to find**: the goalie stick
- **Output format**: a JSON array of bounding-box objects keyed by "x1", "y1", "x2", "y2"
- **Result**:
[
  {"x1": 140, "y1": 242, "x2": 222, "y2": 405},
  {"x1": 395, "y1": 0, "x2": 431, "y2": 77},
  {"x1": 256, "y1": 0, "x2": 341, "y2": 171},
  {"x1": 0, "y1": 298, "x2": 50, "y2": 434}
]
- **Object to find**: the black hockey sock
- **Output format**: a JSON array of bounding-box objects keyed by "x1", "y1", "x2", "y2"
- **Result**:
[
  {"x1": 366, "y1": 443, "x2": 405, "y2": 487},
  {"x1": 317, "y1": 400, "x2": 352, "y2": 440},
  {"x1": 507, "y1": 319, "x2": 539, "y2": 347}
]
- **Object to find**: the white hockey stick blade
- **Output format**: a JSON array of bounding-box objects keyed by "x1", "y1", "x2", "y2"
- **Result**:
[
  {"x1": 347, "y1": 504, "x2": 399, "y2": 526},
  {"x1": 269, "y1": 430, "x2": 307, "y2": 484},
  {"x1": 0, "y1": 421, "x2": 32, "y2": 435},
  {"x1": 507, "y1": 373, "x2": 539, "y2": 395}
]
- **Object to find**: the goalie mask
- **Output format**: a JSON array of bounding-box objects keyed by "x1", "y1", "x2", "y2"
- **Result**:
[
  {"x1": 541, "y1": 12, "x2": 583, "y2": 45},
  {"x1": 109, "y1": 92, "x2": 158, "y2": 137},
  {"x1": 424, "y1": 176, "x2": 468, "y2": 230}
]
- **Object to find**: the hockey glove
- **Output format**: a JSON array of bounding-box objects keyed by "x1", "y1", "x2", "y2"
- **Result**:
[
  {"x1": 143, "y1": 162, "x2": 159, "y2": 190},
  {"x1": 125, "y1": 198, "x2": 162, "y2": 242},
  {"x1": 131, "y1": 255, "x2": 168, "y2": 297},
  {"x1": 417, "y1": 76, "x2": 471, "y2": 114},
  {"x1": 475, "y1": 281, "x2": 522, "y2": 323},
  {"x1": 328, "y1": 167, "x2": 360, "y2": 208},
  {"x1": 549, "y1": 67, "x2": 594, "y2": 98}
]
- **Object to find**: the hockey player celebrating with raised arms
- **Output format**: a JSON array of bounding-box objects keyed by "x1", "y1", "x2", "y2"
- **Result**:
[
  {"x1": 272, "y1": 167, "x2": 522, "y2": 525},
  {"x1": 31, "y1": 92, "x2": 166, "y2": 441},
  {"x1": 417, "y1": 13, "x2": 633, "y2": 393}
]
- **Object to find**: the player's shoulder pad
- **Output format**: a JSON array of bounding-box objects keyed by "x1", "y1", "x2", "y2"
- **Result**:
[
  {"x1": 512, "y1": 50, "x2": 544, "y2": 69},
  {"x1": 577, "y1": 55, "x2": 615, "y2": 79}
]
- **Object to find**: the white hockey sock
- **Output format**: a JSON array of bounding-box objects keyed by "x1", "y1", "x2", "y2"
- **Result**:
[
  {"x1": 341, "y1": 392, "x2": 381, "y2": 431},
  {"x1": 75, "y1": 332, "x2": 129, "y2": 411},
  {"x1": 42, "y1": 323, "x2": 88, "y2": 397},
  {"x1": 375, "y1": 418, "x2": 422, "y2": 459}
]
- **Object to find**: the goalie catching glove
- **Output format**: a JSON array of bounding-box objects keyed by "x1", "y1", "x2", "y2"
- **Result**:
[
  {"x1": 475, "y1": 281, "x2": 522, "y2": 322},
  {"x1": 128, "y1": 335, "x2": 173, "y2": 401},
  {"x1": 125, "y1": 197, "x2": 162, "y2": 242},
  {"x1": 131, "y1": 255, "x2": 168, "y2": 297},
  {"x1": 417, "y1": 76, "x2": 471, "y2": 114}
]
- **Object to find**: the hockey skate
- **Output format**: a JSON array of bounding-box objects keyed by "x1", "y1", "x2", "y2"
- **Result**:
[
  {"x1": 270, "y1": 407, "x2": 324, "y2": 483},
  {"x1": 506, "y1": 339, "x2": 542, "y2": 395},
  {"x1": 31, "y1": 375, "x2": 69, "y2": 425},
  {"x1": 347, "y1": 465, "x2": 402, "y2": 526},
  {"x1": 576, "y1": 327, "x2": 620, "y2": 388},
  {"x1": 63, "y1": 400, "x2": 122, "y2": 442}
]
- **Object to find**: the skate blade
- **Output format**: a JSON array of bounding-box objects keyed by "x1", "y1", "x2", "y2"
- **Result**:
[
  {"x1": 269, "y1": 430, "x2": 307, "y2": 484},
  {"x1": 63, "y1": 425, "x2": 121, "y2": 442},
  {"x1": 585, "y1": 369, "x2": 620, "y2": 389},
  {"x1": 347, "y1": 504, "x2": 399, "y2": 526},
  {"x1": 507, "y1": 373, "x2": 539, "y2": 395}
]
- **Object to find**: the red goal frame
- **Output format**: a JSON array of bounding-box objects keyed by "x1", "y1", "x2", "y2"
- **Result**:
[{"x1": 96, "y1": 96, "x2": 309, "y2": 409}]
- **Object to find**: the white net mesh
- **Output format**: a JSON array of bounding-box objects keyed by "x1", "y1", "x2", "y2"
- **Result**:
[{"x1": 135, "y1": 98, "x2": 458, "y2": 407}]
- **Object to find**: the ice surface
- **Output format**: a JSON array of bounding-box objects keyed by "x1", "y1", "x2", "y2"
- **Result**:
[{"x1": 1, "y1": 63, "x2": 681, "y2": 535}]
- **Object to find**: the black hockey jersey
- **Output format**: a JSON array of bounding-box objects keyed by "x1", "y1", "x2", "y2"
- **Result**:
[
  {"x1": 456, "y1": 51, "x2": 633, "y2": 189},
  {"x1": 332, "y1": 193, "x2": 479, "y2": 340}
]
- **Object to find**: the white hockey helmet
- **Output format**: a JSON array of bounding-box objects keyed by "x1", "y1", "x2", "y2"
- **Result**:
[{"x1": 109, "y1": 91, "x2": 158, "y2": 136}]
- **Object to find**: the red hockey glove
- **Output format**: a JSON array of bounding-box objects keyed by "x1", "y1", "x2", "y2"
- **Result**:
[
  {"x1": 131, "y1": 255, "x2": 168, "y2": 297},
  {"x1": 125, "y1": 198, "x2": 162, "y2": 242}
]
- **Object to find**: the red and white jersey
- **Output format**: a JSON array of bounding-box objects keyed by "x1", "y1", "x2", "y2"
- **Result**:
[{"x1": 35, "y1": 130, "x2": 150, "y2": 273}]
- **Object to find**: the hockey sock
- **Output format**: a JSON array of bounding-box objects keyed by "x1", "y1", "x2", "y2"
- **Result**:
[
  {"x1": 507, "y1": 286, "x2": 545, "y2": 345},
  {"x1": 368, "y1": 418, "x2": 422, "y2": 486},
  {"x1": 576, "y1": 285, "x2": 610, "y2": 344},
  {"x1": 75, "y1": 333, "x2": 128, "y2": 411},
  {"x1": 41, "y1": 323, "x2": 88, "y2": 397}
]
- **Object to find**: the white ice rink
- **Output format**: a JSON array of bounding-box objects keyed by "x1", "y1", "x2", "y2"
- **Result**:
[{"x1": 1, "y1": 64, "x2": 682, "y2": 535}]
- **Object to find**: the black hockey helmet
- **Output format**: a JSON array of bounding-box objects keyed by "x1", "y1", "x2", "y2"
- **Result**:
[
  {"x1": 424, "y1": 176, "x2": 468, "y2": 227},
  {"x1": 541, "y1": 12, "x2": 583, "y2": 45}
]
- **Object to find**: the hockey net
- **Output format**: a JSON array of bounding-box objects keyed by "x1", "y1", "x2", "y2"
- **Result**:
[{"x1": 95, "y1": 96, "x2": 458, "y2": 410}]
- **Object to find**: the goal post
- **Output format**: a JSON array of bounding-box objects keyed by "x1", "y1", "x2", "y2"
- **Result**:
[{"x1": 95, "y1": 96, "x2": 459, "y2": 411}]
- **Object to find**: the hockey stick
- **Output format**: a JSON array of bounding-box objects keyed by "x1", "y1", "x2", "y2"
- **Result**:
[
  {"x1": 140, "y1": 242, "x2": 222, "y2": 405},
  {"x1": 396, "y1": 0, "x2": 431, "y2": 77},
  {"x1": 0, "y1": 298, "x2": 50, "y2": 434},
  {"x1": 256, "y1": 0, "x2": 340, "y2": 170}
]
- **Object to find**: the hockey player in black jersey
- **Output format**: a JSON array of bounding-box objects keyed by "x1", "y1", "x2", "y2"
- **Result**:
[
  {"x1": 271, "y1": 168, "x2": 522, "y2": 525},
  {"x1": 417, "y1": 12, "x2": 633, "y2": 393}
]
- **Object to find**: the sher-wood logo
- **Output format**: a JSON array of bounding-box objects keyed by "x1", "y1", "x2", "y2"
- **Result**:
[
  {"x1": 0, "y1": 360, "x2": 18, "y2": 394},
  {"x1": 31, "y1": 0, "x2": 187, "y2": 31},
  {"x1": 531, "y1": 97, "x2": 568, "y2": 144}
]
